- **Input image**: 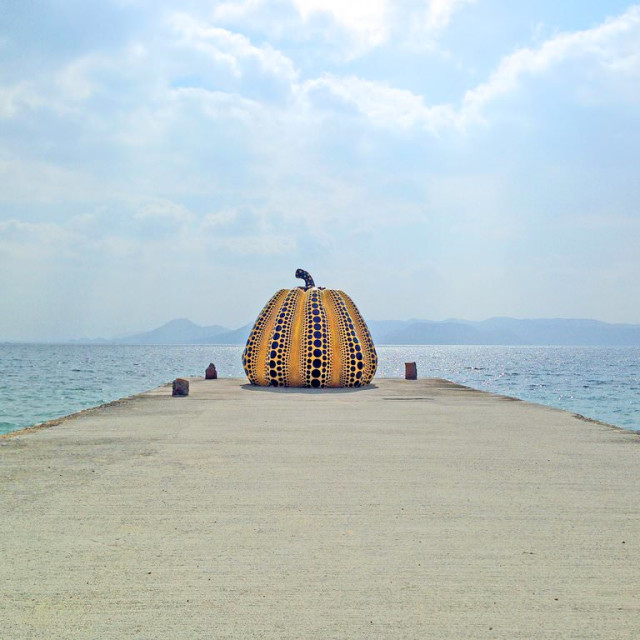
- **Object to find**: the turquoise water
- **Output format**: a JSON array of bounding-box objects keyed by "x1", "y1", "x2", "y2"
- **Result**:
[{"x1": 0, "y1": 344, "x2": 639, "y2": 435}]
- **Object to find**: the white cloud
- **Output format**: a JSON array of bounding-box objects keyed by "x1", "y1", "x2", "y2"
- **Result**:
[
  {"x1": 291, "y1": 0, "x2": 389, "y2": 47},
  {"x1": 462, "y1": 5, "x2": 640, "y2": 117},
  {"x1": 170, "y1": 12, "x2": 298, "y2": 82},
  {"x1": 211, "y1": 0, "x2": 266, "y2": 23},
  {"x1": 0, "y1": 219, "x2": 66, "y2": 244},
  {"x1": 209, "y1": 0, "x2": 475, "y2": 56},
  {"x1": 10, "y1": 2, "x2": 637, "y2": 148},
  {"x1": 3, "y1": 3, "x2": 638, "y2": 174},
  {"x1": 169, "y1": 86, "x2": 263, "y2": 121},
  {"x1": 0, "y1": 82, "x2": 42, "y2": 118},
  {"x1": 56, "y1": 56, "x2": 104, "y2": 101},
  {"x1": 302, "y1": 74, "x2": 456, "y2": 132},
  {"x1": 298, "y1": 5, "x2": 640, "y2": 132},
  {"x1": 424, "y1": 0, "x2": 475, "y2": 31}
]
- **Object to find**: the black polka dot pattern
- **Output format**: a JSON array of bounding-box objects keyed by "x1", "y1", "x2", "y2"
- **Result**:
[
  {"x1": 242, "y1": 284, "x2": 377, "y2": 387},
  {"x1": 266, "y1": 289, "x2": 300, "y2": 387},
  {"x1": 303, "y1": 289, "x2": 330, "y2": 388},
  {"x1": 340, "y1": 291, "x2": 378, "y2": 384},
  {"x1": 328, "y1": 290, "x2": 365, "y2": 387},
  {"x1": 243, "y1": 289, "x2": 287, "y2": 384}
]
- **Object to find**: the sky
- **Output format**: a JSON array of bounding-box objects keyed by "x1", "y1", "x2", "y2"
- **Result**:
[{"x1": 1, "y1": 0, "x2": 639, "y2": 340}]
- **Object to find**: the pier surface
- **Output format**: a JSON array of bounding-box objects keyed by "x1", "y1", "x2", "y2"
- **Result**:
[{"x1": 1, "y1": 378, "x2": 639, "y2": 638}]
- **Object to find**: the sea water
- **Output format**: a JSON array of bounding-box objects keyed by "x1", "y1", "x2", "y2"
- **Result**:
[{"x1": 0, "y1": 344, "x2": 639, "y2": 435}]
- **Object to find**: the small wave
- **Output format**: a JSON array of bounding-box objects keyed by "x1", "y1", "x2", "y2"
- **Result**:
[{"x1": 0, "y1": 421, "x2": 19, "y2": 435}]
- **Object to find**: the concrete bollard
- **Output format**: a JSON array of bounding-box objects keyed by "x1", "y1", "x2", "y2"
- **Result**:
[
  {"x1": 172, "y1": 378, "x2": 189, "y2": 396},
  {"x1": 405, "y1": 362, "x2": 417, "y2": 380},
  {"x1": 205, "y1": 363, "x2": 218, "y2": 380}
]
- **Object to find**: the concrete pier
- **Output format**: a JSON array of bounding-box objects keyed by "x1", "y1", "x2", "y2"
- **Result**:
[{"x1": 1, "y1": 379, "x2": 639, "y2": 638}]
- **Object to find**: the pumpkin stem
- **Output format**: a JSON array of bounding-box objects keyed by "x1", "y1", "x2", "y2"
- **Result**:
[{"x1": 295, "y1": 268, "x2": 315, "y2": 290}]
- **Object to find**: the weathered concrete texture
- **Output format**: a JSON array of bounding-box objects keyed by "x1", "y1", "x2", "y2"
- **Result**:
[{"x1": 1, "y1": 378, "x2": 639, "y2": 639}]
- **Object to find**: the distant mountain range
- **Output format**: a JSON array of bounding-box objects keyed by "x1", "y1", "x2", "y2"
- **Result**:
[
  {"x1": 369, "y1": 318, "x2": 640, "y2": 346},
  {"x1": 116, "y1": 319, "x2": 230, "y2": 344},
  {"x1": 77, "y1": 316, "x2": 640, "y2": 346},
  {"x1": 82, "y1": 319, "x2": 252, "y2": 345}
]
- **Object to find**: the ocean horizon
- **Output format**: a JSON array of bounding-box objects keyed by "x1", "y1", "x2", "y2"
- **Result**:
[{"x1": 1, "y1": 344, "x2": 639, "y2": 437}]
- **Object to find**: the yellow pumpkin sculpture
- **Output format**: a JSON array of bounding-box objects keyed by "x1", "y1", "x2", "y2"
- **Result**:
[{"x1": 242, "y1": 269, "x2": 377, "y2": 387}]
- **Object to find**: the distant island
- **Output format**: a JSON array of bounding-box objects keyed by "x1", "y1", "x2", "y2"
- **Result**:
[{"x1": 70, "y1": 317, "x2": 640, "y2": 346}]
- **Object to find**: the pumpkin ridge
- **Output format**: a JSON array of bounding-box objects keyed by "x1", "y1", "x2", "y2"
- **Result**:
[
  {"x1": 326, "y1": 290, "x2": 355, "y2": 386},
  {"x1": 339, "y1": 290, "x2": 378, "y2": 384},
  {"x1": 322, "y1": 289, "x2": 343, "y2": 387},
  {"x1": 304, "y1": 288, "x2": 330, "y2": 388},
  {"x1": 337, "y1": 290, "x2": 369, "y2": 387},
  {"x1": 255, "y1": 289, "x2": 289, "y2": 386},
  {"x1": 266, "y1": 288, "x2": 301, "y2": 387},
  {"x1": 287, "y1": 289, "x2": 306, "y2": 387},
  {"x1": 242, "y1": 289, "x2": 287, "y2": 385}
]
